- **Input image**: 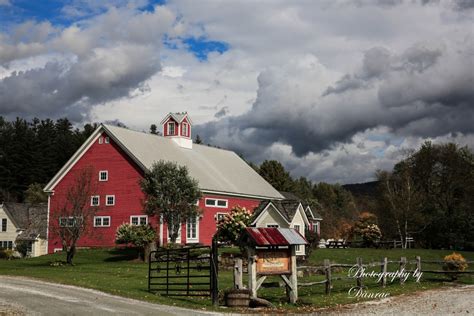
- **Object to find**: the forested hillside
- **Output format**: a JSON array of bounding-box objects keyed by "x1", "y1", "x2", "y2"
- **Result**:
[{"x1": 0, "y1": 117, "x2": 96, "y2": 202}]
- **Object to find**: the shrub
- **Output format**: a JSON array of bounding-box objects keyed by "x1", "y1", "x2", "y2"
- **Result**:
[
  {"x1": 304, "y1": 229, "x2": 320, "y2": 258},
  {"x1": 0, "y1": 249, "x2": 15, "y2": 260},
  {"x1": 443, "y1": 252, "x2": 468, "y2": 280},
  {"x1": 15, "y1": 240, "x2": 29, "y2": 257},
  {"x1": 115, "y1": 223, "x2": 157, "y2": 260},
  {"x1": 216, "y1": 206, "x2": 251, "y2": 245},
  {"x1": 360, "y1": 224, "x2": 382, "y2": 247}
]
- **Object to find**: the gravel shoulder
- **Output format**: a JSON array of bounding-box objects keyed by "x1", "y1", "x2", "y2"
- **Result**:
[{"x1": 324, "y1": 284, "x2": 474, "y2": 315}]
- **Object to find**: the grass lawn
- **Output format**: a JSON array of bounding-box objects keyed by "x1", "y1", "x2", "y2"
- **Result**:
[{"x1": 0, "y1": 247, "x2": 472, "y2": 312}]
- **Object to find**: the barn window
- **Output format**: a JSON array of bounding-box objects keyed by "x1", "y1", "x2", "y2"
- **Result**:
[
  {"x1": 182, "y1": 122, "x2": 188, "y2": 137},
  {"x1": 98, "y1": 137, "x2": 103, "y2": 144},
  {"x1": 104, "y1": 137, "x2": 110, "y2": 144},
  {"x1": 94, "y1": 216, "x2": 110, "y2": 227},
  {"x1": 105, "y1": 195, "x2": 115, "y2": 206},
  {"x1": 215, "y1": 213, "x2": 227, "y2": 222},
  {"x1": 186, "y1": 216, "x2": 199, "y2": 242},
  {"x1": 205, "y1": 198, "x2": 228, "y2": 208},
  {"x1": 99, "y1": 171, "x2": 108, "y2": 181},
  {"x1": 1, "y1": 219, "x2": 6, "y2": 232},
  {"x1": 168, "y1": 122, "x2": 175, "y2": 135},
  {"x1": 130, "y1": 215, "x2": 147, "y2": 226},
  {"x1": 91, "y1": 196, "x2": 100, "y2": 206}
]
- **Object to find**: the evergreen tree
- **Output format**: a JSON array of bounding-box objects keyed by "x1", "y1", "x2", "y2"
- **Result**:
[{"x1": 258, "y1": 160, "x2": 294, "y2": 192}]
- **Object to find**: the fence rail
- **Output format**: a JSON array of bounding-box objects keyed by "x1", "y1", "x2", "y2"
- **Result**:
[{"x1": 297, "y1": 255, "x2": 474, "y2": 294}]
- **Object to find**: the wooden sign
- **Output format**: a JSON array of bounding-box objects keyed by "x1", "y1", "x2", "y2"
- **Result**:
[{"x1": 256, "y1": 249, "x2": 291, "y2": 275}]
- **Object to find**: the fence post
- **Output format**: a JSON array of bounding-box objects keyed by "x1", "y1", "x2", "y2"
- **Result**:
[
  {"x1": 324, "y1": 259, "x2": 331, "y2": 295},
  {"x1": 399, "y1": 257, "x2": 407, "y2": 285},
  {"x1": 416, "y1": 256, "x2": 421, "y2": 283},
  {"x1": 356, "y1": 257, "x2": 363, "y2": 287},
  {"x1": 211, "y1": 238, "x2": 219, "y2": 306},
  {"x1": 381, "y1": 257, "x2": 387, "y2": 287},
  {"x1": 233, "y1": 258, "x2": 243, "y2": 289}
]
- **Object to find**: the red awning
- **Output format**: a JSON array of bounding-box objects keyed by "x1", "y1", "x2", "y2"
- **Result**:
[{"x1": 245, "y1": 227, "x2": 308, "y2": 246}]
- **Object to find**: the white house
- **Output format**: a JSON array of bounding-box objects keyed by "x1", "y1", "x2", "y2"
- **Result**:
[
  {"x1": 251, "y1": 197, "x2": 322, "y2": 256},
  {"x1": 0, "y1": 203, "x2": 48, "y2": 257}
]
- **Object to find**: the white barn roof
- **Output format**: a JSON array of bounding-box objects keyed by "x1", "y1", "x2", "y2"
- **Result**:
[{"x1": 45, "y1": 124, "x2": 284, "y2": 200}]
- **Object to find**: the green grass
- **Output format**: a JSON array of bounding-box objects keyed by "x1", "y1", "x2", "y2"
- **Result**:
[{"x1": 0, "y1": 247, "x2": 472, "y2": 312}]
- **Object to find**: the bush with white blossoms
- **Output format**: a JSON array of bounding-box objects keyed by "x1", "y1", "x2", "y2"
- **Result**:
[
  {"x1": 216, "y1": 206, "x2": 252, "y2": 245},
  {"x1": 360, "y1": 224, "x2": 382, "y2": 247}
]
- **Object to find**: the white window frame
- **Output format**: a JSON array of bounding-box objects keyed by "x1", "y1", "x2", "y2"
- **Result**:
[
  {"x1": 105, "y1": 195, "x2": 115, "y2": 206},
  {"x1": 168, "y1": 122, "x2": 175, "y2": 135},
  {"x1": 293, "y1": 224, "x2": 302, "y2": 252},
  {"x1": 205, "y1": 198, "x2": 228, "y2": 208},
  {"x1": 91, "y1": 195, "x2": 100, "y2": 206},
  {"x1": 266, "y1": 223, "x2": 279, "y2": 228},
  {"x1": 186, "y1": 216, "x2": 199, "y2": 243},
  {"x1": 215, "y1": 212, "x2": 227, "y2": 222},
  {"x1": 99, "y1": 170, "x2": 108, "y2": 182},
  {"x1": 130, "y1": 215, "x2": 148, "y2": 226},
  {"x1": 182, "y1": 122, "x2": 188, "y2": 137},
  {"x1": 98, "y1": 137, "x2": 103, "y2": 144},
  {"x1": 59, "y1": 216, "x2": 82, "y2": 227},
  {"x1": 94, "y1": 216, "x2": 111, "y2": 227},
  {"x1": 104, "y1": 137, "x2": 110, "y2": 144}
]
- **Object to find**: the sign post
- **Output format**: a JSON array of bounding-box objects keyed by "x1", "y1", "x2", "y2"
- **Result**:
[{"x1": 244, "y1": 228, "x2": 307, "y2": 304}]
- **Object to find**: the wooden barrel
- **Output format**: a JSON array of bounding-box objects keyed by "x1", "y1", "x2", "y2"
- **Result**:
[{"x1": 225, "y1": 290, "x2": 250, "y2": 307}]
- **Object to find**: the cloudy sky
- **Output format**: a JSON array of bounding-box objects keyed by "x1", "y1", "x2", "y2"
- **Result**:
[{"x1": 1, "y1": 0, "x2": 473, "y2": 184}]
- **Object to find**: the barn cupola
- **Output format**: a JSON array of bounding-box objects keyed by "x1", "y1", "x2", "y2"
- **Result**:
[{"x1": 160, "y1": 112, "x2": 193, "y2": 149}]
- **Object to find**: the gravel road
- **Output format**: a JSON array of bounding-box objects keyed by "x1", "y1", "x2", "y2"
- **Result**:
[{"x1": 0, "y1": 276, "x2": 219, "y2": 316}]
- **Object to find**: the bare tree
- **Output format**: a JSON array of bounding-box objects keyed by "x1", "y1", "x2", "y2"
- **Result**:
[
  {"x1": 52, "y1": 166, "x2": 98, "y2": 264},
  {"x1": 377, "y1": 166, "x2": 422, "y2": 249}
]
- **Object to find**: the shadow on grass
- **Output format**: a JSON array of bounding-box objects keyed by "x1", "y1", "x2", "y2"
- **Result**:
[{"x1": 104, "y1": 248, "x2": 141, "y2": 262}]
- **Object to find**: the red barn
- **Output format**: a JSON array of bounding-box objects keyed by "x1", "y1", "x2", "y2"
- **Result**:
[{"x1": 44, "y1": 112, "x2": 283, "y2": 253}]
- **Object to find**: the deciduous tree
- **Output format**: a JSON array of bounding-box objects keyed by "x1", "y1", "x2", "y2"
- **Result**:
[{"x1": 140, "y1": 161, "x2": 202, "y2": 244}]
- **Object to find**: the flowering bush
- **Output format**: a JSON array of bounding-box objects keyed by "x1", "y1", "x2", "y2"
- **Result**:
[
  {"x1": 216, "y1": 206, "x2": 252, "y2": 245},
  {"x1": 360, "y1": 224, "x2": 382, "y2": 247},
  {"x1": 443, "y1": 252, "x2": 468, "y2": 280}
]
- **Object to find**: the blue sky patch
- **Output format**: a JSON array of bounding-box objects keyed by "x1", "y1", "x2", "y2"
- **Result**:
[{"x1": 183, "y1": 36, "x2": 229, "y2": 61}]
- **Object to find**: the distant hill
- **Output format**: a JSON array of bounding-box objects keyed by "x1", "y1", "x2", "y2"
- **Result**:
[{"x1": 342, "y1": 181, "x2": 379, "y2": 198}]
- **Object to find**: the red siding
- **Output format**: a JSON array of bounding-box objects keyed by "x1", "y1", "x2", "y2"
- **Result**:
[
  {"x1": 47, "y1": 132, "x2": 263, "y2": 253},
  {"x1": 163, "y1": 118, "x2": 177, "y2": 136},
  {"x1": 48, "y1": 132, "x2": 150, "y2": 253}
]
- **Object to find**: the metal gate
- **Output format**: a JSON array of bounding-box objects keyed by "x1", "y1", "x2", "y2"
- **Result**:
[{"x1": 148, "y1": 240, "x2": 218, "y2": 304}]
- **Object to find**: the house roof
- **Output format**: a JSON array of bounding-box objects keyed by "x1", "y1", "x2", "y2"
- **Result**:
[
  {"x1": 244, "y1": 227, "x2": 307, "y2": 246},
  {"x1": 252, "y1": 198, "x2": 323, "y2": 225},
  {"x1": 251, "y1": 200, "x2": 305, "y2": 225},
  {"x1": 45, "y1": 124, "x2": 284, "y2": 200},
  {"x1": 160, "y1": 112, "x2": 193, "y2": 125},
  {"x1": 1, "y1": 203, "x2": 47, "y2": 239}
]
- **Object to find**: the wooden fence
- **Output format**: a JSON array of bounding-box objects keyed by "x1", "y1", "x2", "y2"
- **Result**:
[{"x1": 297, "y1": 257, "x2": 474, "y2": 294}]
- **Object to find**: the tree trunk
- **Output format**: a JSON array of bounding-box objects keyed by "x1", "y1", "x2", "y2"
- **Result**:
[{"x1": 66, "y1": 245, "x2": 76, "y2": 265}]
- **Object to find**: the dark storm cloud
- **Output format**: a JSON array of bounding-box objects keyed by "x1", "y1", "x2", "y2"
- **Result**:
[
  {"x1": 196, "y1": 36, "x2": 474, "y2": 159},
  {"x1": 0, "y1": 45, "x2": 160, "y2": 121},
  {"x1": 214, "y1": 106, "x2": 229, "y2": 118},
  {"x1": 0, "y1": 6, "x2": 176, "y2": 121}
]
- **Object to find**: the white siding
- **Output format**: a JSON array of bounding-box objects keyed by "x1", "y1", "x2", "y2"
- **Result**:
[{"x1": 0, "y1": 206, "x2": 19, "y2": 245}]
